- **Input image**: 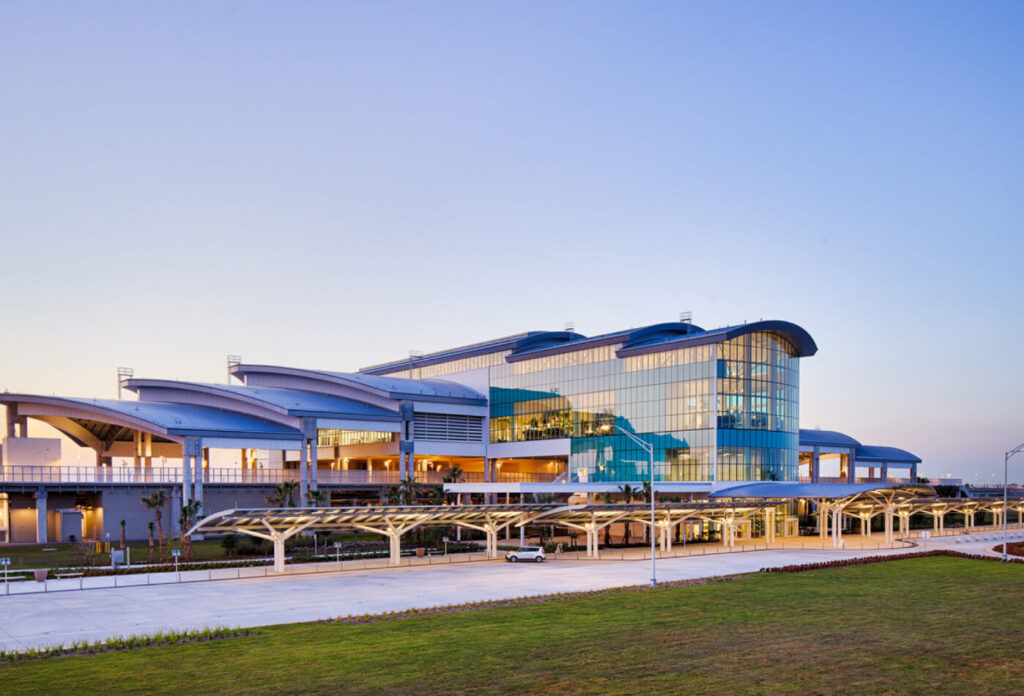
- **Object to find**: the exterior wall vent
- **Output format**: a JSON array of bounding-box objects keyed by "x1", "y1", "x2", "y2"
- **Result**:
[{"x1": 413, "y1": 413, "x2": 484, "y2": 442}]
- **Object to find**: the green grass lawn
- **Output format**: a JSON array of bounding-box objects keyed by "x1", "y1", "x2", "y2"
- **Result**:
[{"x1": 2, "y1": 556, "x2": 1022, "y2": 695}]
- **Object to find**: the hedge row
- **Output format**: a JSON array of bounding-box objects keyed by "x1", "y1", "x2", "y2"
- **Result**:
[{"x1": 760, "y1": 549, "x2": 1024, "y2": 574}]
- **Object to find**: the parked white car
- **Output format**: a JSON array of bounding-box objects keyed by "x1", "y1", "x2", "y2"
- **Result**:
[{"x1": 505, "y1": 546, "x2": 546, "y2": 563}]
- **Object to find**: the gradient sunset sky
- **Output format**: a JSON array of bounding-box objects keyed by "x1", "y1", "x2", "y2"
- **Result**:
[{"x1": 1, "y1": 2, "x2": 1021, "y2": 481}]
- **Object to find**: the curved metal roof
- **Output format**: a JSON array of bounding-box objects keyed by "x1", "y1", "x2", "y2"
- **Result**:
[
  {"x1": 618, "y1": 322, "x2": 706, "y2": 351},
  {"x1": 799, "y1": 429, "x2": 862, "y2": 448},
  {"x1": 230, "y1": 364, "x2": 486, "y2": 403},
  {"x1": 124, "y1": 379, "x2": 398, "y2": 420},
  {"x1": 0, "y1": 394, "x2": 300, "y2": 440},
  {"x1": 854, "y1": 445, "x2": 922, "y2": 464},
  {"x1": 618, "y1": 320, "x2": 817, "y2": 358}
]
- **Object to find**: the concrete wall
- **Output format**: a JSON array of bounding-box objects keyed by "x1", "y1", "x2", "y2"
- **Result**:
[
  {"x1": 100, "y1": 488, "x2": 176, "y2": 542},
  {"x1": 8, "y1": 493, "x2": 38, "y2": 543},
  {"x1": 100, "y1": 488, "x2": 269, "y2": 541},
  {"x1": 2, "y1": 437, "x2": 62, "y2": 467},
  {"x1": 202, "y1": 490, "x2": 272, "y2": 517}
]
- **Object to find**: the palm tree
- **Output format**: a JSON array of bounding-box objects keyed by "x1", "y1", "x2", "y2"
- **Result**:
[
  {"x1": 266, "y1": 481, "x2": 299, "y2": 508},
  {"x1": 641, "y1": 481, "x2": 654, "y2": 544},
  {"x1": 179, "y1": 500, "x2": 202, "y2": 561},
  {"x1": 387, "y1": 478, "x2": 412, "y2": 505},
  {"x1": 147, "y1": 522, "x2": 155, "y2": 563},
  {"x1": 441, "y1": 465, "x2": 464, "y2": 505},
  {"x1": 308, "y1": 488, "x2": 327, "y2": 508},
  {"x1": 140, "y1": 490, "x2": 168, "y2": 560},
  {"x1": 618, "y1": 484, "x2": 638, "y2": 545}
]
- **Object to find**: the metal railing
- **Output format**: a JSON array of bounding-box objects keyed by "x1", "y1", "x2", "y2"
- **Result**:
[{"x1": 0, "y1": 465, "x2": 560, "y2": 487}]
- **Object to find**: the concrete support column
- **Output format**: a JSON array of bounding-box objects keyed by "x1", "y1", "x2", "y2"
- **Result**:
[
  {"x1": 144, "y1": 433, "x2": 153, "y2": 473},
  {"x1": 4, "y1": 405, "x2": 16, "y2": 439},
  {"x1": 133, "y1": 430, "x2": 142, "y2": 468},
  {"x1": 832, "y1": 509, "x2": 842, "y2": 548},
  {"x1": 811, "y1": 447, "x2": 820, "y2": 483},
  {"x1": 299, "y1": 439, "x2": 308, "y2": 507},
  {"x1": 17, "y1": 416, "x2": 28, "y2": 437},
  {"x1": 909, "y1": 463, "x2": 917, "y2": 482},
  {"x1": 35, "y1": 488, "x2": 47, "y2": 543},
  {"x1": 193, "y1": 444, "x2": 204, "y2": 510},
  {"x1": 309, "y1": 430, "x2": 319, "y2": 491},
  {"x1": 819, "y1": 504, "x2": 828, "y2": 540},
  {"x1": 181, "y1": 448, "x2": 192, "y2": 505},
  {"x1": 881, "y1": 463, "x2": 889, "y2": 483},
  {"x1": 847, "y1": 450, "x2": 857, "y2": 484},
  {"x1": 170, "y1": 487, "x2": 182, "y2": 535}
]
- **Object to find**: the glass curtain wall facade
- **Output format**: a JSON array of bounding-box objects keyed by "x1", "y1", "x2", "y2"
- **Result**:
[
  {"x1": 716, "y1": 333, "x2": 800, "y2": 481},
  {"x1": 371, "y1": 330, "x2": 802, "y2": 483}
]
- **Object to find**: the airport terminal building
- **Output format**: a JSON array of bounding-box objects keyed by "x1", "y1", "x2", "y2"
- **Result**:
[{"x1": 0, "y1": 318, "x2": 922, "y2": 543}]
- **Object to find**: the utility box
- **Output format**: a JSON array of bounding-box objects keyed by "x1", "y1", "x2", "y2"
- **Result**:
[{"x1": 58, "y1": 509, "x2": 84, "y2": 542}]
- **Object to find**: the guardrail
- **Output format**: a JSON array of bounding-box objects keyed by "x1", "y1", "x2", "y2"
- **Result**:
[{"x1": 0, "y1": 466, "x2": 560, "y2": 486}]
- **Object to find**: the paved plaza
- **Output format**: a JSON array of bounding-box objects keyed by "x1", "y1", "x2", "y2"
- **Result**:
[{"x1": 2, "y1": 529, "x2": 1020, "y2": 651}]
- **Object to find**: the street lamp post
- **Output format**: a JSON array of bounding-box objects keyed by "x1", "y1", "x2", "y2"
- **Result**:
[
  {"x1": 607, "y1": 424, "x2": 657, "y2": 587},
  {"x1": 1003, "y1": 443, "x2": 1024, "y2": 561}
]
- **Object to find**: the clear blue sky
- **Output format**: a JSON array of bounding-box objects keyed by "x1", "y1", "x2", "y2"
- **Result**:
[{"x1": 1, "y1": 2, "x2": 1021, "y2": 481}]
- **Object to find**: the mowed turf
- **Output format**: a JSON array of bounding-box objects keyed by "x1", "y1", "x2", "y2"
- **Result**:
[{"x1": 2, "y1": 556, "x2": 1022, "y2": 695}]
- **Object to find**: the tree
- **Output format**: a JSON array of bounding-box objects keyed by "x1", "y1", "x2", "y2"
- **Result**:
[
  {"x1": 119, "y1": 520, "x2": 127, "y2": 553},
  {"x1": 140, "y1": 490, "x2": 168, "y2": 560},
  {"x1": 640, "y1": 480, "x2": 654, "y2": 544},
  {"x1": 308, "y1": 488, "x2": 327, "y2": 508},
  {"x1": 266, "y1": 481, "x2": 298, "y2": 508},
  {"x1": 147, "y1": 522, "x2": 155, "y2": 563},
  {"x1": 179, "y1": 500, "x2": 202, "y2": 561},
  {"x1": 442, "y1": 465, "x2": 464, "y2": 505},
  {"x1": 618, "y1": 484, "x2": 638, "y2": 545},
  {"x1": 387, "y1": 478, "x2": 419, "y2": 506}
]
